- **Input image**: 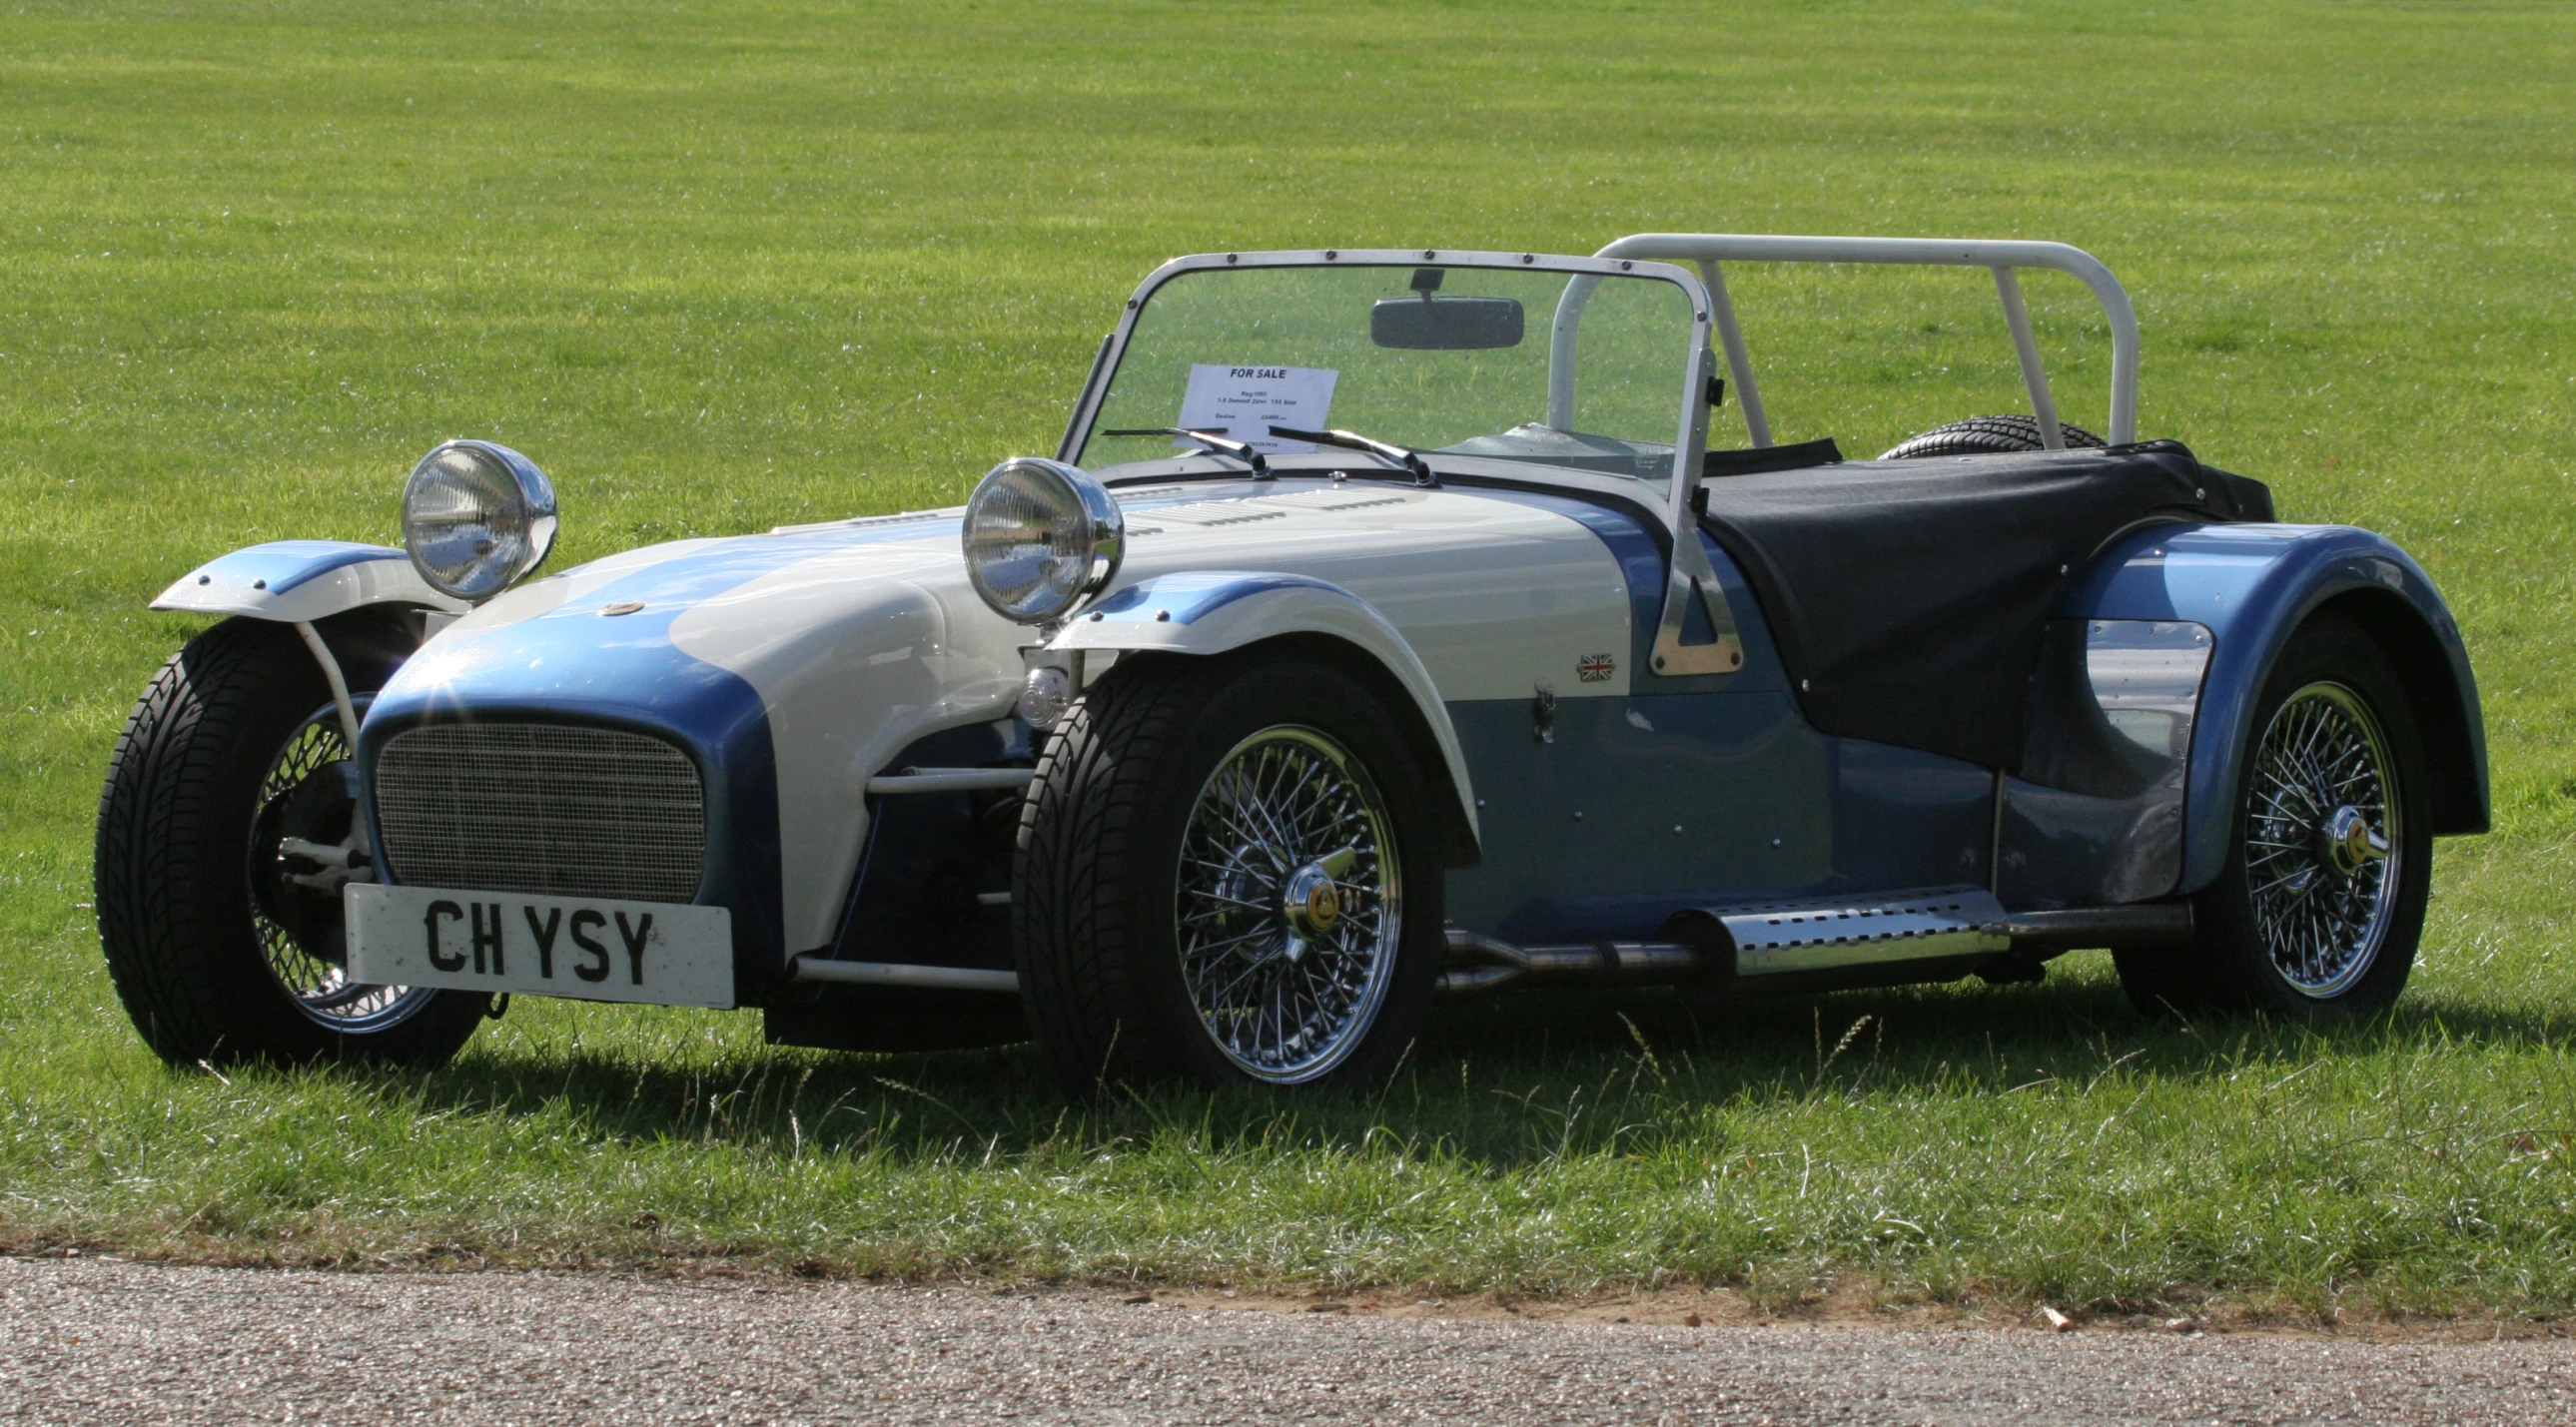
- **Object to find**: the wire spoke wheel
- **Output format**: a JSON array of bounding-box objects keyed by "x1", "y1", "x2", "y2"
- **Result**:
[
  {"x1": 1175, "y1": 725, "x2": 1401, "y2": 1083},
  {"x1": 100, "y1": 615, "x2": 487, "y2": 1067},
  {"x1": 247, "y1": 702, "x2": 430, "y2": 1031},
  {"x1": 1016, "y1": 653, "x2": 1439, "y2": 1092},
  {"x1": 2242, "y1": 681, "x2": 2400, "y2": 999}
]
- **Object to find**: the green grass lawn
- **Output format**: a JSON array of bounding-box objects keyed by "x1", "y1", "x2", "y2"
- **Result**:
[{"x1": 7, "y1": 0, "x2": 2576, "y2": 1319}]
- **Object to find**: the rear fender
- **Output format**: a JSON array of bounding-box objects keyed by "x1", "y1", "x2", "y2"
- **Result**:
[
  {"x1": 152, "y1": 541, "x2": 468, "y2": 624},
  {"x1": 1048, "y1": 571, "x2": 1482, "y2": 862},
  {"x1": 2063, "y1": 522, "x2": 2487, "y2": 893}
]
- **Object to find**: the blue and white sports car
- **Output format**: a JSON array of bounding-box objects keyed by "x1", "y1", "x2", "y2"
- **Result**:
[{"x1": 97, "y1": 234, "x2": 2488, "y2": 1090}]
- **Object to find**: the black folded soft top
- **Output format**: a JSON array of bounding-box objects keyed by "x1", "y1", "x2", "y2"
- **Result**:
[{"x1": 1694, "y1": 440, "x2": 2271, "y2": 771}]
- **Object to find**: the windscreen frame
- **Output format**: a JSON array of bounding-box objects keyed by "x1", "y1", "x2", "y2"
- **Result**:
[{"x1": 1057, "y1": 249, "x2": 1718, "y2": 517}]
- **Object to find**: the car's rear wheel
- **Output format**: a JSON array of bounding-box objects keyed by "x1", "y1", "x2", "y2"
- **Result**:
[
  {"x1": 2114, "y1": 618, "x2": 2430, "y2": 1020},
  {"x1": 1879, "y1": 413, "x2": 2107, "y2": 459},
  {"x1": 95, "y1": 616, "x2": 490, "y2": 1068},
  {"x1": 1013, "y1": 651, "x2": 1444, "y2": 1092}
]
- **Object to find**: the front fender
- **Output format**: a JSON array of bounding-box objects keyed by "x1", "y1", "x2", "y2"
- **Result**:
[
  {"x1": 2064, "y1": 522, "x2": 2487, "y2": 893},
  {"x1": 1049, "y1": 571, "x2": 1481, "y2": 855},
  {"x1": 152, "y1": 540, "x2": 467, "y2": 622}
]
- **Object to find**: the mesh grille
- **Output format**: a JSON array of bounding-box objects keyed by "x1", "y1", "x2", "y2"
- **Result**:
[{"x1": 374, "y1": 723, "x2": 708, "y2": 904}]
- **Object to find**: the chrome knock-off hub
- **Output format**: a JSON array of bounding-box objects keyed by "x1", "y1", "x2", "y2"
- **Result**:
[
  {"x1": 1282, "y1": 862, "x2": 1343, "y2": 959},
  {"x1": 2244, "y1": 681, "x2": 2401, "y2": 1000},
  {"x1": 2320, "y1": 804, "x2": 2390, "y2": 876},
  {"x1": 1174, "y1": 726, "x2": 1400, "y2": 1083}
]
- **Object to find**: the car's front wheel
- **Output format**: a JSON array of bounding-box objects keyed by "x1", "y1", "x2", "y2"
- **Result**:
[
  {"x1": 95, "y1": 615, "x2": 491, "y2": 1068},
  {"x1": 1013, "y1": 651, "x2": 1444, "y2": 1092},
  {"x1": 2114, "y1": 617, "x2": 2430, "y2": 1020}
]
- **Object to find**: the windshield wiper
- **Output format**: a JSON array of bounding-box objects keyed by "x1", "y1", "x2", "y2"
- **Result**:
[
  {"x1": 1101, "y1": 426, "x2": 1269, "y2": 477},
  {"x1": 1266, "y1": 425, "x2": 1436, "y2": 486}
]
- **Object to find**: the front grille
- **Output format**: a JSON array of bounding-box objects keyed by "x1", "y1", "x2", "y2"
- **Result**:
[{"x1": 374, "y1": 723, "x2": 708, "y2": 904}]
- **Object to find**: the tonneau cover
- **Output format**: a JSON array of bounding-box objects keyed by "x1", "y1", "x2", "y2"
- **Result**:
[{"x1": 1695, "y1": 440, "x2": 2266, "y2": 770}]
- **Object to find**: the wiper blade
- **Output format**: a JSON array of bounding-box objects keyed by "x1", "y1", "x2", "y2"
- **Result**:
[
  {"x1": 1266, "y1": 426, "x2": 1436, "y2": 486},
  {"x1": 1101, "y1": 426, "x2": 1269, "y2": 476}
]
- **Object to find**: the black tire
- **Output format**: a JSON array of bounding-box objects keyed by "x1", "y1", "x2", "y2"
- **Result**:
[
  {"x1": 1879, "y1": 414, "x2": 2107, "y2": 460},
  {"x1": 95, "y1": 615, "x2": 490, "y2": 1068},
  {"x1": 1014, "y1": 650, "x2": 1446, "y2": 1093},
  {"x1": 2114, "y1": 618, "x2": 2430, "y2": 1021}
]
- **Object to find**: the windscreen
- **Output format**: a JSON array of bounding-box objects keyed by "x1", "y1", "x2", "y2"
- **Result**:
[{"x1": 1077, "y1": 264, "x2": 1698, "y2": 486}]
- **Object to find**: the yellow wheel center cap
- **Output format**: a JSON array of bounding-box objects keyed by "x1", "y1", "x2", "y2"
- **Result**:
[
  {"x1": 1306, "y1": 880, "x2": 1341, "y2": 930},
  {"x1": 1283, "y1": 863, "x2": 1341, "y2": 940},
  {"x1": 2321, "y1": 805, "x2": 2389, "y2": 876}
]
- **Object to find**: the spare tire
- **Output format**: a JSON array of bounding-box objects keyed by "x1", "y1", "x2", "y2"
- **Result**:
[{"x1": 1880, "y1": 414, "x2": 2107, "y2": 460}]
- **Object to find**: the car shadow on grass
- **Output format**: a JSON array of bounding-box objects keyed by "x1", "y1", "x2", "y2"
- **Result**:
[{"x1": 374, "y1": 958, "x2": 2575, "y2": 1172}]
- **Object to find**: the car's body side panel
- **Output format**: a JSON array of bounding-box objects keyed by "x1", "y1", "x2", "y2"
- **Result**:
[
  {"x1": 1431, "y1": 499, "x2": 1991, "y2": 942},
  {"x1": 1443, "y1": 694, "x2": 1999, "y2": 944},
  {"x1": 152, "y1": 540, "x2": 468, "y2": 623},
  {"x1": 2059, "y1": 521, "x2": 2488, "y2": 893},
  {"x1": 1997, "y1": 618, "x2": 2213, "y2": 909}
]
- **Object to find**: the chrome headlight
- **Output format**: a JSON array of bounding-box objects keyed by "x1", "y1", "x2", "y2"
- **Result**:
[
  {"x1": 962, "y1": 457, "x2": 1124, "y2": 624},
  {"x1": 401, "y1": 439, "x2": 559, "y2": 603}
]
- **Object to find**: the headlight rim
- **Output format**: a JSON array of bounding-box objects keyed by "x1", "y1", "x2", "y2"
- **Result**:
[
  {"x1": 400, "y1": 438, "x2": 560, "y2": 604},
  {"x1": 961, "y1": 456, "x2": 1125, "y2": 625}
]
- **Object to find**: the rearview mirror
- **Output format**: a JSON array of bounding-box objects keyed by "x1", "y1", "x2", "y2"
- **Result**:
[{"x1": 1370, "y1": 296, "x2": 1525, "y2": 350}]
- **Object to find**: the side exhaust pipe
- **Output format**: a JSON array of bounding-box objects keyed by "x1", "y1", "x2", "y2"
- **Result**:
[
  {"x1": 1986, "y1": 904, "x2": 2191, "y2": 949},
  {"x1": 1437, "y1": 931, "x2": 1705, "y2": 999}
]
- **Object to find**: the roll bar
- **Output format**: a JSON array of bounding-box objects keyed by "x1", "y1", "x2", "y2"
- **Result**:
[{"x1": 1557, "y1": 234, "x2": 2141, "y2": 449}]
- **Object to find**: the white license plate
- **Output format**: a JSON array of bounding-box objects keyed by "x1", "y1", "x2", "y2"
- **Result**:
[{"x1": 345, "y1": 884, "x2": 735, "y2": 1010}]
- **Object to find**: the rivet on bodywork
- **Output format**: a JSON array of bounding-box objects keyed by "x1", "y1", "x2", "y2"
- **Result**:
[
  {"x1": 1155, "y1": 609, "x2": 1171, "y2": 622},
  {"x1": 252, "y1": 578, "x2": 267, "y2": 589}
]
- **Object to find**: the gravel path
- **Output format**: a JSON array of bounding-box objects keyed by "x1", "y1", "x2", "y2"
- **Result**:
[{"x1": 4, "y1": 1257, "x2": 2573, "y2": 1424}]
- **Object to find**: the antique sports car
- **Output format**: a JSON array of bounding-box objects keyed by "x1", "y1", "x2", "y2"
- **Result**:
[{"x1": 96, "y1": 234, "x2": 2488, "y2": 1090}]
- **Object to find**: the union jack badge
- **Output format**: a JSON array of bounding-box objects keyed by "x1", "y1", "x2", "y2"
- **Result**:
[{"x1": 1577, "y1": 652, "x2": 1615, "y2": 682}]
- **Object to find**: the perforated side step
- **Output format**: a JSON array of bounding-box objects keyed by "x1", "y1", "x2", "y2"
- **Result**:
[
  {"x1": 1665, "y1": 886, "x2": 2009, "y2": 977},
  {"x1": 1437, "y1": 888, "x2": 2188, "y2": 999}
]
